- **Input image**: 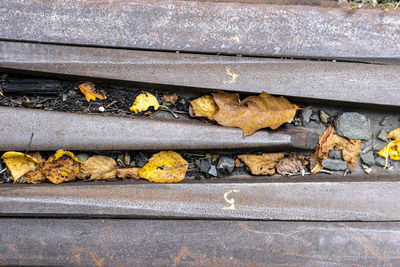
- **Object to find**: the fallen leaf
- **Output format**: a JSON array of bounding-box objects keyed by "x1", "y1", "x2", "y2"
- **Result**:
[
  {"x1": 78, "y1": 82, "x2": 107, "y2": 102},
  {"x1": 52, "y1": 150, "x2": 81, "y2": 163},
  {"x1": 212, "y1": 91, "x2": 299, "y2": 136},
  {"x1": 116, "y1": 168, "x2": 140, "y2": 179},
  {"x1": 129, "y1": 93, "x2": 160, "y2": 114},
  {"x1": 276, "y1": 152, "x2": 307, "y2": 175},
  {"x1": 138, "y1": 151, "x2": 189, "y2": 183},
  {"x1": 23, "y1": 169, "x2": 45, "y2": 184},
  {"x1": 123, "y1": 152, "x2": 131, "y2": 166},
  {"x1": 78, "y1": 155, "x2": 118, "y2": 181},
  {"x1": 237, "y1": 153, "x2": 284, "y2": 175},
  {"x1": 235, "y1": 157, "x2": 242, "y2": 168},
  {"x1": 42, "y1": 155, "x2": 80, "y2": 184},
  {"x1": 28, "y1": 152, "x2": 46, "y2": 168},
  {"x1": 189, "y1": 95, "x2": 219, "y2": 120},
  {"x1": 378, "y1": 139, "x2": 400, "y2": 168},
  {"x1": 388, "y1": 128, "x2": 400, "y2": 140},
  {"x1": 310, "y1": 125, "x2": 361, "y2": 174},
  {"x1": 1, "y1": 152, "x2": 39, "y2": 182},
  {"x1": 161, "y1": 92, "x2": 178, "y2": 104}
]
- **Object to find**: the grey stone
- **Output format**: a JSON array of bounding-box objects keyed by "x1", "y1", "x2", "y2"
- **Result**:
[
  {"x1": 360, "y1": 151, "x2": 375, "y2": 166},
  {"x1": 134, "y1": 152, "x2": 148, "y2": 168},
  {"x1": 217, "y1": 156, "x2": 235, "y2": 174},
  {"x1": 319, "y1": 110, "x2": 329, "y2": 123},
  {"x1": 195, "y1": 158, "x2": 211, "y2": 174},
  {"x1": 76, "y1": 153, "x2": 90, "y2": 162},
  {"x1": 129, "y1": 161, "x2": 136, "y2": 167},
  {"x1": 328, "y1": 149, "x2": 342, "y2": 160},
  {"x1": 310, "y1": 112, "x2": 320, "y2": 122},
  {"x1": 322, "y1": 159, "x2": 348, "y2": 171},
  {"x1": 208, "y1": 165, "x2": 218, "y2": 176},
  {"x1": 377, "y1": 128, "x2": 388, "y2": 142},
  {"x1": 300, "y1": 109, "x2": 312, "y2": 125},
  {"x1": 334, "y1": 112, "x2": 372, "y2": 140},
  {"x1": 380, "y1": 116, "x2": 390, "y2": 126},
  {"x1": 375, "y1": 157, "x2": 392, "y2": 168}
]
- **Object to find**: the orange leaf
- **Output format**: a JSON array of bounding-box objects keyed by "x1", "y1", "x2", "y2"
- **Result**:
[
  {"x1": 78, "y1": 82, "x2": 107, "y2": 102},
  {"x1": 237, "y1": 153, "x2": 284, "y2": 175},
  {"x1": 42, "y1": 155, "x2": 80, "y2": 184},
  {"x1": 212, "y1": 91, "x2": 299, "y2": 136},
  {"x1": 161, "y1": 92, "x2": 178, "y2": 104}
]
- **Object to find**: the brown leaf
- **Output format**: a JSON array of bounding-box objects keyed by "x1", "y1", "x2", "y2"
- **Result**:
[
  {"x1": 79, "y1": 82, "x2": 107, "y2": 102},
  {"x1": 189, "y1": 95, "x2": 219, "y2": 120},
  {"x1": 235, "y1": 157, "x2": 242, "y2": 168},
  {"x1": 23, "y1": 170, "x2": 45, "y2": 184},
  {"x1": 78, "y1": 155, "x2": 118, "y2": 181},
  {"x1": 238, "y1": 153, "x2": 284, "y2": 175},
  {"x1": 276, "y1": 152, "x2": 307, "y2": 175},
  {"x1": 116, "y1": 168, "x2": 140, "y2": 179},
  {"x1": 42, "y1": 155, "x2": 80, "y2": 184},
  {"x1": 161, "y1": 92, "x2": 178, "y2": 104},
  {"x1": 310, "y1": 125, "x2": 361, "y2": 174},
  {"x1": 212, "y1": 91, "x2": 299, "y2": 136}
]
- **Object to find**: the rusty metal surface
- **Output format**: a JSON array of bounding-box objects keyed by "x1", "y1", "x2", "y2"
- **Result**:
[
  {"x1": 0, "y1": 106, "x2": 319, "y2": 151},
  {"x1": 1, "y1": 1, "x2": 400, "y2": 62},
  {"x1": 1, "y1": 218, "x2": 400, "y2": 266},
  {"x1": 2, "y1": 42, "x2": 400, "y2": 107},
  {"x1": 1, "y1": 181, "x2": 400, "y2": 221}
]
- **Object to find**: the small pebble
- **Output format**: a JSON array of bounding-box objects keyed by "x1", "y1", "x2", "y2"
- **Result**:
[
  {"x1": 300, "y1": 109, "x2": 312, "y2": 125},
  {"x1": 322, "y1": 159, "x2": 348, "y2": 171},
  {"x1": 208, "y1": 165, "x2": 218, "y2": 176},
  {"x1": 134, "y1": 152, "x2": 148, "y2": 168},
  {"x1": 195, "y1": 158, "x2": 211, "y2": 174},
  {"x1": 361, "y1": 164, "x2": 372, "y2": 174},
  {"x1": 62, "y1": 93, "x2": 68, "y2": 101},
  {"x1": 319, "y1": 110, "x2": 329, "y2": 123},
  {"x1": 217, "y1": 156, "x2": 235, "y2": 174},
  {"x1": 76, "y1": 153, "x2": 90, "y2": 162},
  {"x1": 310, "y1": 112, "x2": 320, "y2": 122},
  {"x1": 380, "y1": 117, "x2": 389, "y2": 126},
  {"x1": 335, "y1": 112, "x2": 372, "y2": 140},
  {"x1": 377, "y1": 128, "x2": 388, "y2": 142},
  {"x1": 328, "y1": 149, "x2": 342, "y2": 160},
  {"x1": 129, "y1": 161, "x2": 136, "y2": 167},
  {"x1": 375, "y1": 157, "x2": 391, "y2": 168},
  {"x1": 360, "y1": 151, "x2": 375, "y2": 166},
  {"x1": 98, "y1": 106, "x2": 105, "y2": 112}
]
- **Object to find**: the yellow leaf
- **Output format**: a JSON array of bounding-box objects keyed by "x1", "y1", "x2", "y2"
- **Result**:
[
  {"x1": 78, "y1": 82, "x2": 107, "y2": 102},
  {"x1": 23, "y1": 170, "x2": 45, "y2": 184},
  {"x1": 378, "y1": 139, "x2": 400, "y2": 168},
  {"x1": 212, "y1": 91, "x2": 299, "y2": 136},
  {"x1": 190, "y1": 95, "x2": 219, "y2": 120},
  {"x1": 237, "y1": 153, "x2": 284, "y2": 175},
  {"x1": 42, "y1": 155, "x2": 80, "y2": 184},
  {"x1": 138, "y1": 151, "x2": 188, "y2": 183},
  {"x1": 129, "y1": 93, "x2": 160, "y2": 114},
  {"x1": 52, "y1": 150, "x2": 81, "y2": 163},
  {"x1": 388, "y1": 128, "x2": 400, "y2": 140},
  {"x1": 28, "y1": 152, "x2": 45, "y2": 168},
  {"x1": 1, "y1": 152, "x2": 39, "y2": 182}
]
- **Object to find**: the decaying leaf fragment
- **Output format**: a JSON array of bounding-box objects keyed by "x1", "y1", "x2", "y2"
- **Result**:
[
  {"x1": 161, "y1": 92, "x2": 178, "y2": 104},
  {"x1": 42, "y1": 155, "x2": 80, "y2": 184},
  {"x1": 212, "y1": 91, "x2": 299, "y2": 136},
  {"x1": 387, "y1": 128, "x2": 400, "y2": 140},
  {"x1": 310, "y1": 125, "x2": 361, "y2": 174},
  {"x1": 138, "y1": 151, "x2": 189, "y2": 183},
  {"x1": 276, "y1": 152, "x2": 307, "y2": 175},
  {"x1": 23, "y1": 169, "x2": 45, "y2": 184},
  {"x1": 79, "y1": 82, "x2": 107, "y2": 102},
  {"x1": 1, "y1": 151, "x2": 39, "y2": 182},
  {"x1": 189, "y1": 95, "x2": 219, "y2": 120},
  {"x1": 129, "y1": 93, "x2": 160, "y2": 114},
  {"x1": 237, "y1": 153, "x2": 284, "y2": 175}
]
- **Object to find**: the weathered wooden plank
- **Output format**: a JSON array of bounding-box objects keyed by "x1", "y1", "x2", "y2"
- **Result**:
[
  {"x1": 1, "y1": 1, "x2": 399, "y2": 62},
  {"x1": 1, "y1": 219, "x2": 399, "y2": 266},
  {"x1": 1, "y1": 181, "x2": 400, "y2": 221}
]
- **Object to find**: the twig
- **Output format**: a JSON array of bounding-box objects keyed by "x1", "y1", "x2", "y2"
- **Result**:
[
  {"x1": 160, "y1": 105, "x2": 178, "y2": 119},
  {"x1": 0, "y1": 168, "x2": 6, "y2": 174},
  {"x1": 24, "y1": 133, "x2": 34, "y2": 155}
]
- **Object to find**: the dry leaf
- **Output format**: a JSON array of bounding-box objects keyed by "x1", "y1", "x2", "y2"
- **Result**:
[
  {"x1": 378, "y1": 139, "x2": 400, "y2": 169},
  {"x1": 116, "y1": 168, "x2": 140, "y2": 179},
  {"x1": 42, "y1": 155, "x2": 80, "y2": 184},
  {"x1": 276, "y1": 152, "x2": 306, "y2": 175},
  {"x1": 235, "y1": 157, "x2": 242, "y2": 168},
  {"x1": 78, "y1": 155, "x2": 118, "y2": 181},
  {"x1": 161, "y1": 92, "x2": 178, "y2": 104},
  {"x1": 237, "y1": 153, "x2": 284, "y2": 175},
  {"x1": 28, "y1": 152, "x2": 45, "y2": 168},
  {"x1": 138, "y1": 151, "x2": 189, "y2": 183},
  {"x1": 129, "y1": 93, "x2": 160, "y2": 114},
  {"x1": 52, "y1": 150, "x2": 81, "y2": 163},
  {"x1": 1, "y1": 151, "x2": 39, "y2": 182},
  {"x1": 212, "y1": 91, "x2": 299, "y2": 136},
  {"x1": 388, "y1": 128, "x2": 400, "y2": 140},
  {"x1": 23, "y1": 170, "x2": 45, "y2": 184},
  {"x1": 78, "y1": 82, "x2": 107, "y2": 102},
  {"x1": 310, "y1": 125, "x2": 361, "y2": 174},
  {"x1": 189, "y1": 95, "x2": 219, "y2": 120}
]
